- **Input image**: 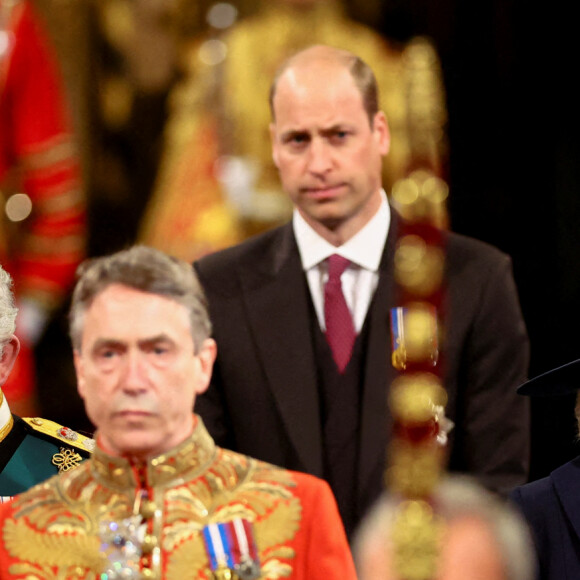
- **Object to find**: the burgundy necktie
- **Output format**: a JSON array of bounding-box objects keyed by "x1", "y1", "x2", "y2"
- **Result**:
[{"x1": 324, "y1": 254, "x2": 356, "y2": 373}]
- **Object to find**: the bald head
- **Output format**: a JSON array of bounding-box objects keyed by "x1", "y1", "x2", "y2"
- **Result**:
[{"x1": 269, "y1": 45, "x2": 379, "y2": 125}]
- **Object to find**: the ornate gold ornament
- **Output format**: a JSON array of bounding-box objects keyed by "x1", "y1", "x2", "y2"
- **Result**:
[{"x1": 51, "y1": 447, "x2": 83, "y2": 473}]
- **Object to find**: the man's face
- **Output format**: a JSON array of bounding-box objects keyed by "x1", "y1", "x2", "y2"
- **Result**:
[
  {"x1": 270, "y1": 60, "x2": 390, "y2": 242},
  {"x1": 360, "y1": 516, "x2": 505, "y2": 580},
  {"x1": 74, "y1": 284, "x2": 215, "y2": 460}
]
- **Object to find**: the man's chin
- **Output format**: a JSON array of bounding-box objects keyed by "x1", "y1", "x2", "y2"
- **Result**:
[
  {"x1": 123, "y1": 445, "x2": 163, "y2": 461},
  {"x1": 298, "y1": 202, "x2": 342, "y2": 225},
  {"x1": 311, "y1": 211, "x2": 346, "y2": 231},
  {"x1": 108, "y1": 432, "x2": 164, "y2": 460}
]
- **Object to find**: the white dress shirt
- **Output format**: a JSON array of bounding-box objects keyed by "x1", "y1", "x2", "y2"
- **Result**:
[{"x1": 293, "y1": 191, "x2": 390, "y2": 333}]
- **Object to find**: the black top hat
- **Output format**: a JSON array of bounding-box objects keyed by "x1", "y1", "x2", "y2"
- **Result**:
[{"x1": 517, "y1": 358, "x2": 580, "y2": 396}]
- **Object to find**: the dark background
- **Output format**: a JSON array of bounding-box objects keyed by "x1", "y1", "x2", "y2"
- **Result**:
[
  {"x1": 35, "y1": 0, "x2": 580, "y2": 482},
  {"x1": 375, "y1": 0, "x2": 580, "y2": 479}
]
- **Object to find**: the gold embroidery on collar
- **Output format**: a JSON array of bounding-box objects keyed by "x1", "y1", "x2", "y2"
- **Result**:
[{"x1": 91, "y1": 418, "x2": 217, "y2": 489}]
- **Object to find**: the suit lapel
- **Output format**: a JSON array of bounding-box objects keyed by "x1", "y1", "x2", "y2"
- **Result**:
[
  {"x1": 239, "y1": 225, "x2": 324, "y2": 476},
  {"x1": 357, "y1": 209, "x2": 400, "y2": 503}
]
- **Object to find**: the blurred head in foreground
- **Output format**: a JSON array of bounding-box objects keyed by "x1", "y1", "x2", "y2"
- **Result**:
[{"x1": 354, "y1": 476, "x2": 535, "y2": 580}]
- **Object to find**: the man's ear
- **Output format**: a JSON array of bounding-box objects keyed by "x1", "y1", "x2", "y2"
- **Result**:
[
  {"x1": 73, "y1": 350, "x2": 86, "y2": 400},
  {"x1": 194, "y1": 338, "x2": 217, "y2": 396},
  {"x1": 0, "y1": 336, "x2": 20, "y2": 387},
  {"x1": 270, "y1": 123, "x2": 280, "y2": 168},
  {"x1": 373, "y1": 111, "x2": 391, "y2": 156}
]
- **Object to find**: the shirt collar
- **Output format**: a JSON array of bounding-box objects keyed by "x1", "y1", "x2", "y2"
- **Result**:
[{"x1": 293, "y1": 190, "x2": 390, "y2": 271}]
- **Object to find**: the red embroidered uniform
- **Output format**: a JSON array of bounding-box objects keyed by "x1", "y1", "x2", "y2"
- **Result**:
[{"x1": 0, "y1": 419, "x2": 356, "y2": 579}]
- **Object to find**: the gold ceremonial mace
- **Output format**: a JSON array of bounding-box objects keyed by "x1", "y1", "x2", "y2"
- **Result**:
[{"x1": 387, "y1": 168, "x2": 450, "y2": 580}]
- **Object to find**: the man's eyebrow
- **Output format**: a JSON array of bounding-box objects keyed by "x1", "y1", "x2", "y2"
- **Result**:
[
  {"x1": 280, "y1": 129, "x2": 310, "y2": 142},
  {"x1": 137, "y1": 334, "x2": 175, "y2": 348},
  {"x1": 91, "y1": 338, "x2": 125, "y2": 352},
  {"x1": 320, "y1": 123, "x2": 352, "y2": 135},
  {"x1": 281, "y1": 124, "x2": 351, "y2": 140},
  {"x1": 91, "y1": 334, "x2": 175, "y2": 351}
]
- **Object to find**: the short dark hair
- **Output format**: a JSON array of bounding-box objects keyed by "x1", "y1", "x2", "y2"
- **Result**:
[
  {"x1": 268, "y1": 45, "x2": 379, "y2": 126},
  {"x1": 69, "y1": 245, "x2": 212, "y2": 353}
]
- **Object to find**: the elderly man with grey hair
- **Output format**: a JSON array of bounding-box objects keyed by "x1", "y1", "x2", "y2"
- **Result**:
[
  {"x1": 0, "y1": 246, "x2": 355, "y2": 579},
  {"x1": 355, "y1": 476, "x2": 535, "y2": 580},
  {"x1": 0, "y1": 264, "x2": 92, "y2": 500}
]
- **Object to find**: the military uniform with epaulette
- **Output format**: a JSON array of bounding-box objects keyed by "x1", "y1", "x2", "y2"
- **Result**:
[{"x1": 0, "y1": 391, "x2": 94, "y2": 500}]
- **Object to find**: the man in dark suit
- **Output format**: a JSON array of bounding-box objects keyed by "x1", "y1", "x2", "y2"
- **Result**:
[
  {"x1": 510, "y1": 359, "x2": 580, "y2": 580},
  {"x1": 194, "y1": 44, "x2": 530, "y2": 536}
]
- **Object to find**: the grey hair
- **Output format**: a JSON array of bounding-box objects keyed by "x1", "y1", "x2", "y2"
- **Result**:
[
  {"x1": 354, "y1": 476, "x2": 535, "y2": 580},
  {"x1": 0, "y1": 265, "x2": 18, "y2": 353},
  {"x1": 69, "y1": 245, "x2": 212, "y2": 353}
]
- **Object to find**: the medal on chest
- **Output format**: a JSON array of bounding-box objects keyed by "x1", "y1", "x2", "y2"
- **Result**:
[{"x1": 203, "y1": 518, "x2": 261, "y2": 580}]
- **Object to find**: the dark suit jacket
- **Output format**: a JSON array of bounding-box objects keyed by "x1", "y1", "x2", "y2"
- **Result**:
[
  {"x1": 510, "y1": 456, "x2": 580, "y2": 580},
  {"x1": 194, "y1": 211, "x2": 530, "y2": 522}
]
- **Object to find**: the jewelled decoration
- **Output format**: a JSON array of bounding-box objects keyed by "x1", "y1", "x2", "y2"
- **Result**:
[
  {"x1": 99, "y1": 515, "x2": 145, "y2": 579},
  {"x1": 52, "y1": 447, "x2": 83, "y2": 472},
  {"x1": 84, "y1": 437, "x2": 96, "y2": 452},
  {"x1": 388, "y1": 168, "x2": 450, "y2": 579},
  {"x1": 99, "y1": 487, "x2": 150, "y2": 579},
  {"x1": 56, "y1": 426, "x2": 79, "y2": 442}
]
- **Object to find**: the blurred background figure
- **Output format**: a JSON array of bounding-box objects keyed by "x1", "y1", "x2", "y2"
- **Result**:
[
  {"x1": 0, "y1": 0, "x2": 85, "y2": 417},
  {"x1": 87, "y1": 0, "x2": 194, "y2": 257},
  {"x1": 138, "y1": 0, "x2": 448, "y2": 261},
  {"x1": 354, "y1": 476, "x2": 535, "y2": 580}
]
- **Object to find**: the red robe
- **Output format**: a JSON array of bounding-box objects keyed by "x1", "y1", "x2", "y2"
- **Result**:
[{"x1": 0, "y1": 0, "x2": 85, "y2": 411}]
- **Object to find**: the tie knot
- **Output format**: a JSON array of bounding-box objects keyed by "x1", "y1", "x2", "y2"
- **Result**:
[{"x1": 327, "y1": 254, "x2": 350, "y2": 281}]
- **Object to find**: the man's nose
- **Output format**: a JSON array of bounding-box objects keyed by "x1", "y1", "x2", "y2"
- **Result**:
[
  {"x1": 122, "y1": 351, "x2": 148, "y2": 393},
  {"x1": 306, "y1": 138, "x2": 332, "y2": 175}
]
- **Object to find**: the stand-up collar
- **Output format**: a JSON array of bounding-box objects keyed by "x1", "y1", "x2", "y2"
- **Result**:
[{"x1": 90, "y1": 416, "x2": 218, "y2": 489}]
